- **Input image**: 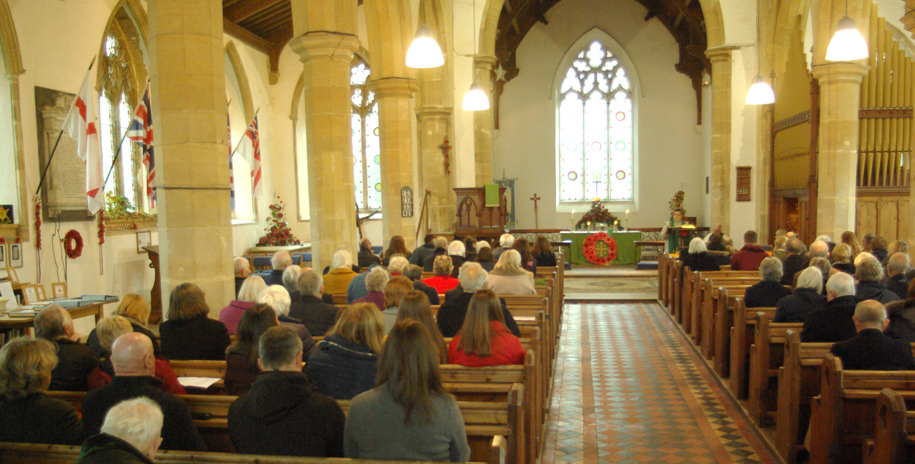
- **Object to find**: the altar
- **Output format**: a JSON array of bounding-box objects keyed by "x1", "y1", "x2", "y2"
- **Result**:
[{"x1": 560, "y1": 230, "x2": 642, "y2": 265}]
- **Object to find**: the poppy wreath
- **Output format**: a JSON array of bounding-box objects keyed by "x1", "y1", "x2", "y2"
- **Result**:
[
  {"x1": 582, "y1": 232, "x2": 618, "y2": 265},
  {"x1": 64, "y1": 230, "x2": 83, "y2": 259}
]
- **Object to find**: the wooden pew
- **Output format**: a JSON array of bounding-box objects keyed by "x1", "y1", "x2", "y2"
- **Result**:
[
  {"x1": 728, "y1": 303, "x2": 776, "y2": 399},
  {"x1": 862, "y1": 388, "x2": 915, "y2": 464},
  {"x1": 657, "y1": 253, "x2": 668, "y2": 306},
  {"x1": 699, "y1": 282, "x2": 752, "y2": 359},
  {"x1": 746, "y1": 313, "x2": 803, "y2": 426},
  {"x1": 0, "y1": 442, "x2": 501, "y2": 464},
  {"x1": 712, "y1": 289, "x2": 744, "y2": 377},
  {"x1": 689, "y1": 273, "x2": 756, "y2": 347}
]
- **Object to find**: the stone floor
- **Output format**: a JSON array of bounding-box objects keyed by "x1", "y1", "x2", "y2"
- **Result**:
[{"x1": 540, "y1": 302, "x2": 778, "y2": 464}]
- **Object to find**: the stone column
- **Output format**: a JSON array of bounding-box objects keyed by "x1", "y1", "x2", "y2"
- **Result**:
[
  {"x1": 148, "y1": 0, "x2": 233, "y2": 316},
  {"x1": 902, "y1": 1, "x2": 915, "y2": 260},
  {"x1": 706, "y1": 47, "x2": 735, "y2": 231},
  {"x1": 416, "y1": 106, "x2": 455, "y2": 232},
  {"x1": 372, "y1": 77, "x2": 419, "y2": 249},
  {"x1": 289, "y1": 32, "x2": 360, "y2": 270},
  {"x1": 811, "y1": 63, "x2": 868, "y2": 239},
  {"x1": 473, "y1": 55, "x2": 496, "y2": 187}
]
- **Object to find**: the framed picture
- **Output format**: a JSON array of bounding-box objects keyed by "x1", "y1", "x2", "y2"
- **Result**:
[
  {"x1": 136, "y1": 231, "x2": 151, "y2": 254},
  {"x1": 35, "y1": 284, "x2": 46, "y2": 302},
  {"x1": 9, "y1": 243, "x2": 22, "y2": 268},
  {"x1": 22, "y1": 285, "x2": 38, "y2": 305},
  {"x1": 52, "y1": 282, "x2": 67, "y2": 299},
  {"x1": 0, "y1": 243, "x2": 6, "y2": 268}
]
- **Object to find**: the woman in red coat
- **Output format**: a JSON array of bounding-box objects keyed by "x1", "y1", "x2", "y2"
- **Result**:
[{"x1": 448, "y1": 289, "x2": 525, "y2": 367}]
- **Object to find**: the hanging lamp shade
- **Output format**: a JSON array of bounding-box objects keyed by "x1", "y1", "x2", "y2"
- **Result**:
[
  {"x1": 406, "y1": 24, "x2": 444, "y2": 68},
  {"x1": 745, "y1": 75, "x2": 775, "y2": 105},
  {"x1": 825, "y1": 15, "x2": 869, "y2": 61},
  {"x1": 462, "y1": 82, "x2": 490, "y2": 111}
]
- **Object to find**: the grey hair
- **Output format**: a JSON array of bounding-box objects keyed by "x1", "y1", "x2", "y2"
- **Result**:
[
  {"x1": 459, "y1": 262, "x2": 489, "y2": 292},
  {"x1": 365, "y1": 267, "x2": 390, "y2": 292},
  {"x1": 258, "y1": 326, "x2": 303, "y2": 370},
  {"x1": 854, "y1": 251, "x2": 876, "y2": 267},
  {"x1": 237, "y1": 275, "x2": 267, "y2": 303},
  {"x1": 854, "y1": 300, "x2": 887, "y2": 326},
  {"x1": 96, "y1": 316, "x2": 134, "y2": 352},
  {"x1": 448, "y1": 240, "x2": 466, "y2": 257},
  {"x1": 33, "y1": 305, "x2": 70, "y2": 341},
  {"x1": 258, "y1": 285, "x2": 292, "y2": 316},
  {"x1": 759, "y1": 257, "x2": 783, "y2": 282},
  {"x1": 296, "y1": 269, "x2": 323, "y2": 298},
  {"x1": 271, "y1": 251, "x2": 292, "y2": 270},
  {"x1": 234, "y1": 257, "x2": 250, "y2": 274},
  {"x1": 282, "y1": 265, "x2": 302, "y2": 289},
  {"x1": 888, "y1": 252, "x2": 910, "y2": 273},
  {"x1": 826, "y1": 272, "x2": 856, "y2": 297},
  {"x1": 333, "y1": 250, "x2": 353, "y2": 269},
  {"x1": 688, "y1": 237, "x2": 706, "y2": 254},
  {"x1": 815, "y1": 235, "x2": 833, "y2": 244},
  {"x1": 855, "y1": 255, "x2": 884, "y2": 282},
  {"x1": 774, "y1": 235, "x2": 788, "y2": 250},
  {"x1": 494, "y1": 249, "x2": 523, "y2": 272},
  {"x1": 433, "y1": 236, "x2": 448, "y2": 249},
  {"x1": 388, "y1": 256, "x2": 409, "y2": 274},
  {"x1": 809, "y1": 240, "x2": 830, "y2": 259},
  {"x1": 476, "y1": 241, "x2": 491, "y2": 251},
  {"x1": 500, "y1": 233, "x2": 515, "y2": 247},
  {"x1": 808, "y1": 258, "x2": 831, "y2": 278},
  {"x1": 403, "y1": 264, "x2": 423, "y2": 282},
  {"x1": 796, "y1": 267, "x2": 823, "y2": 294},
  {"x1": 101, "y1": 397, "x2": 163, "y2": 456},
  {"x1": 786, "y1": 238, "x2": 806, "y2": 255}
]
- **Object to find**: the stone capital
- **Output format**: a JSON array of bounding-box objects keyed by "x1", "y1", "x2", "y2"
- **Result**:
[
  {"x1": 368, "y1": 77, "x2": 419, "y2": 99},
  {"x1": 811, "y1": 62, "x2": 869, "y2": 86},
  {"x1": 416, "y1": 105, "x2": 453, "y2": 119},
  {"x1": 474, "y1": 54, "x2": 497, "y2": 71},
  {"x1": 705, "y1": 46, "x2": 737, "y2": 63},
  {"x1": 903, "y1": 7, "x2": 915, "y2": 37},
  {"x1": 289, "y1": 32, "x2": 360, "y2": 63}
]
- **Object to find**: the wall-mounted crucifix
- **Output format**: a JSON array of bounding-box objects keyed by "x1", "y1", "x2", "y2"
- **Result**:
[{"x1": 530, "y1": 193, "x2": 541, "y2": 229}]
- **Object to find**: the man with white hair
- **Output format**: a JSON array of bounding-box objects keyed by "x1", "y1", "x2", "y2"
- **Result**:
[
  {"x1": 801, "y1": 272, "x2": 859, "y2": 342},
  {"x1": 234, "y1": 257, "x2": 252, "y2": 298},
  {"x1": 436, "y1": 263, "x2": 520, "y2": 338},
  {"x1": 679, "y1": 237, "x2": 720, "y2": 272},
  {"x1": 262, "y1": 251, "x2": 293, "y2": 286},
  {"x1": 290, "y1": 269, "x2": 340, "y2": 336},
  {"x1": 346, "y1": 262, "x2": 382, "y2": 304},
  {"x1": 745, "y1": 257, "x2": 793, "y2": 308},
  {"x1": 258, "y1": 285, "x2": 316, "y2": 359},
  {"x1": 34, "y1": 304, "x2": 99, "y2": 391},
  {"x1": 422, "y1": 236, "x2": 449, "y2": 272},
  {"x1": 774, "y1": 267, "x2": 826, "y2": 323},
  {"x1": 830, "y1": 300, "x2": 915, "y2": 370},
  {"x1": 493, "y1": 233, "x2": 515, "y2": 261},
  {"x1": 323, "y1": 249, "x2": 358, "y2": 295},
  {"x1": 855, "y1": 254, "x2": 900, "y2": 304},
  {"x1": 77, "y1": 397, "x2": 164, "y2": 464},
  {"x1": 352, "y1": 267, "x2": 390, "y2": 311},
  {"x1": 885, "y1": 252, "x2": 911, "y2": 299},
  {"x1": 446, "y1": 240, "x2": 467, "y2": 277}
]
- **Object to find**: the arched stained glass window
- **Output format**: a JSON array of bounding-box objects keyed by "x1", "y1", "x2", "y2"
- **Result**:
[
  {"x1": 351, "y1": 59, "x2": 381, "y2": 211},
  {"x1": 559, "y1": 41, "x2": 633, "y2": 202}
]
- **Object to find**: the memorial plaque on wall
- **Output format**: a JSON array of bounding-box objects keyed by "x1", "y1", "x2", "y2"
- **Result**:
[
  {"x1": 34, "y1": 87, "x2": 94, "y2": 221},
  {"x1": 400, "y1": 187, "x2": 413, "y2": 217},
  {"x1": 736, "y1": 166, "x2": 751, "y2": 202}
]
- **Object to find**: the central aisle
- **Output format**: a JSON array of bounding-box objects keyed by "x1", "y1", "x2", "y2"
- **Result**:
[{"x1": 541, "y1": 303, "x2": 778, "y2": 464}]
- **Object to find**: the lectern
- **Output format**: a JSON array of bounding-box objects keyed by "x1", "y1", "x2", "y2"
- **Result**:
[
  {"x1": 668, "y1": 227, "x2": 697, "y2": 253},
  {"x1": 454, "y1": 187, "x2": 507, "y2": 239}
]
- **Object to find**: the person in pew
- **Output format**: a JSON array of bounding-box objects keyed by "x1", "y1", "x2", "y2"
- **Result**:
[
  {"x1": 871, "y1": 235, "x2": 889, "y2": 263},
  {"x1": 219, "y1": 275, "x2": 266, "y2": 335},
  {"x1": 705, "y1": 233, "x2": 732, "y2": 267},
  {"x1": 730, "y1": 230, "x2": 769, "y2": 271},
  {"x1": 463, "y1": 236, "x2": 478, "y2": 262},
  {"x1": 487, "y1": 250, "x2": 536, "y2": 296},
  {"x1": 354, "y1": 267, "x2": 391, "y2": 311},
  {"x1": 885, "y1": 280, "x2": 915, "y2": 343},
  {"x1": 34, "y1": 304, "x2": 99, "y2": 391},
  {"x1": 409, "y1": 234, "x2": 436, "y2": 266},
  {"x1": 475, "y1": 245, "x2": 496, "y2": 272},
  {"x1": 806, "y1": 257, "x2": 832, "y2": 293},
  {"x1": 423, "y1": 236, "x2": 450, "y2": 272},
  {"x1": 382, "y1": 277, "x2": 415, "y2": 334},
  {"x1": 840, "y1": 230, "x2": 862, "y2": 258},
  {"x1": 345, "y1": 320, "x2": 471, "y2": 462},
  {"x1": 780, "y1": 238, "x2": 810, "y2": 285},
  {"x1": 0, "y1": 337, "x2": 83, "y2": 445},
  {"x1": 257, "y1": 285, "x2": 316, "y2": 360},
  {"x1": 324, "y1": 249, "x2": 359, "y2": 295},
  {"x1": 234, "y1": 257, "x2": 252, "y2": 299},
  {"x1": 774, "y1": 267, "x2": 826, "y2": 323},
  {"x1": 493, "y1": 233, "x2": 515, "y2": 261},
  {"x1": 861, "y1": 232, "x2": 876, "y2": 253},
  {"x1": 743, "y1": 257, "x2": 793, "y2": 308},
  {"x1": 448, "y1": 289, "x2": 526, "y2": 367},
  {"x1": 388, "y1": 255, "x2": 409, "y2": 277},
  {"x1": 397, "y1": 291, "x2": 449, "y2": 363},
  {"x1": 87, "y1": 294, "x2": 161, "y2": 357},
  {"x1": 358, "y1": 238, "x2": 381, "y2": 268},
  {"x1": 830, "y1": 300, "x2": 915, "y2": 370},
  {"x1": 82, "y1": 333, "x2": 206, "y2": 451},
  {"x1": 382, "y1": 235, "x2": 413, "y2": 266},
  {"x1": 305, "y1": 303, "x2": 384, "y2": 400},
  {"x1": 885, "y1": 252, "x2": 911, "y2": 299},
  {"x1": 771, "y1": 234, "x2": 788, "y2": 262},
  {"x1": 855, "y1": 254, "x2": 900, "y2": 304},
  {"x1": 404, "y1": 263, "x2": 440, "y2": 304},
  {"x1": 229, "y1": 326, "x2": 346, "y2": 457},
  {"x1": 532, "y1": 236, "x2": 557, "y2": 268},
  {"x1": 290, "y1": 269, "x2": 340, "y2": 336},
  {"x1": 282, "y1": 264, "x2": 302, "y2": 297},
  {"x1": 88, "y1": 316, "x2": 185, "y2": 395},
  {"x1": 679, "y1": 237, "x2": 721, "y2": 272},
  {"x1": 347, "y1": 262, "x2": 381, "y2": 303},
  {"x1": 831, "y1": 243, "x2": 856, "y2": 275},
  {"x1": 424, "y1": 255, "x2": 460, "y2": 294},
  {"x1": 260, "y1": 251, "x2": 293, "y2": 287},
  {"x1": 802, "y1": 272, "x2": 859, "y2": 343},
  {"x1": 225, "y1": 304, "x2": 279, "y2": 395},
  {"x1": 447, "y1": 240, "x2": 468, "y2": 277},
  {"x1": 437, "y1": 263, "x2": 520, "y2": 338},
  {"x1": 77, "y1": 397, "x2": 163, "y2": 464},
  {"x1": 883, "y1": 240, "x2": 909, "y2": 268},
  {"x1": 160, "y1": 283, "x2": 230, "y2": 361},
  {"x1": 512, "y1": 237, "x2": 538, "y2": 273}
]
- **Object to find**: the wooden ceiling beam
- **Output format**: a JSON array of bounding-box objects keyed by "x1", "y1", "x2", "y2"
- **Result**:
[
  {"x1": 223, "y1": 18, "x2": 273, "y2": 54},
  {"x1": 224, "y1": 0, "x2": 284, "y2": 23}
]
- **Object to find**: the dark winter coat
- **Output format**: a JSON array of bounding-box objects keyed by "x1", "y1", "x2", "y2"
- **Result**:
[
  {"x1": 289, "y1": 294, "x2": 340, "y2": 337},
  {"x1": 680, "y1": 252, "x2": 721, "y2": 272},
  {"x1": 47, "y1": 339, "x2": 100, "y2": 392},
  {"x1": 744, "y1": 280, "x2": 792, "y2": 308},
  {"x1": 77, "y1": 433, "x2": 154, "y2": 464},
  {"x1": 885, "y1": 299, "x2": 915, "y2": 343},
  {"x1": 774, "y1": 287, "x2": 826, "y2": 323},
  {"x1": 801, "y1": 295, "x2": 858, "y2": 343},
  {"x1": 87, "y1": 322, "x2": 160, "y2": 358},
  {"x1": 304, "y1": 334, "x2": 378, "y2": 400},
  {"x1": 159, "y1": 314, "x2": 231, "y2": 361},
  {"x1": 0, "y1": 393, "x2": 83, "y2": 445},
  {"x1": 830, "y1": 328, "x2": 915, "y2": 371},
  {"x1": 436, "y1": 292, "x2": 521, "y2": 338},
  {"x1": 855, "y1": 281, "x2": 901, "y2": 305}
]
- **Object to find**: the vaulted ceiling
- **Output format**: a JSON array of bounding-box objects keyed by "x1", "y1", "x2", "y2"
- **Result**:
[{"x1": 222, "y1": 0, "x2": 293, "y2": 84}]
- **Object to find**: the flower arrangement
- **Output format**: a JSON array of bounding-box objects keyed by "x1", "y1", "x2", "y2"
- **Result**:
[
  {"x1": 575, "y1": 198, "x2": 620, "y2": 230},
  {"x1": 257, "y1": 196, "x2": 301, "y2": 246},
  {"x1": 104, "y1": 192, "x2": 154, "y2": 220},
  {"x1": 668, "y1": 190, "x2": 686, "y2": 215}
]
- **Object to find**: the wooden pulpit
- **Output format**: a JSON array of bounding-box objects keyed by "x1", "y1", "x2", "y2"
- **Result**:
[{"x1": 454, "y1": 187, "x2": 507, "y2": 239}]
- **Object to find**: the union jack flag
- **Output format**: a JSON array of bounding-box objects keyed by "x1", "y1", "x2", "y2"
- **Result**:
[
  {"x1": 238, "y1": 116, "x2": 262, "y2": 199},
  {"x1": 126, "y1": 83, "x2": 155, "y2": 208}
]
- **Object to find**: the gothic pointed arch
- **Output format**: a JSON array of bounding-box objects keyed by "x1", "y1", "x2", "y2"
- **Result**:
[
  {"x1": 0, "y1": 0, "x2": 28, "y2": 240},
  {"x1": 224, "y1": 41, "x2": 255, "y2": 122},
  {"x1": 0, "y1": 0, "x2": 23, "y2": 76}
]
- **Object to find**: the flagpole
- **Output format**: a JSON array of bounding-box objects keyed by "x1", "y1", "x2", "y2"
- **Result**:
[
  {"x1": 35, "y1": 56, "x2": 97, "y2": 196},
  {"x1": 101, "y1": 129, "x2": 131, "y2": 191},
  {"x1": 228, "y1": 107, "x2": 261, "y2": 158}
]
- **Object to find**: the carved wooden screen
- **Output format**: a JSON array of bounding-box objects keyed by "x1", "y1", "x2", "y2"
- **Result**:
[{"x1": 772, "y1": 28, "x2": 812, "y2": 193}]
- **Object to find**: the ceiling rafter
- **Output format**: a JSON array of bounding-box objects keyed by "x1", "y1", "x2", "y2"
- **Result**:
[
  {"x1": 224, "y1": 0, "x2": 284, "y2": 23},
  {"x1": 222, "y1": 0, "x2": 292, "y2": 85}
]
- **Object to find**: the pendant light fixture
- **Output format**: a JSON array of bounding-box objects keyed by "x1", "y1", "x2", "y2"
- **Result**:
[
  {"x1": 406, "y1": 24, "x2": 444, "y2": 69},
  {"x1": 825, "y1": 0, "x2": 868, "y2": 61},
  {"x1": 462, "y1": 0, "x2": 490, "y2": 111},
  {"x1": 746, "y1": 0, "x2": 774, "y2": 105}
]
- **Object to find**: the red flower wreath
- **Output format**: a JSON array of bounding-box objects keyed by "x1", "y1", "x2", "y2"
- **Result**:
[
  {"x1": 582, "y1": 232, "x2": 618, "y2": 265},
  {"x1": 64, "y1": 230, "x2": 83, "y2": 259}
]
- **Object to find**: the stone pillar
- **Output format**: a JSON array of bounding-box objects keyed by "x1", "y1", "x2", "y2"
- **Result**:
[
  {"x1": 372, "y1": 77, "x2": 419, "y2": 249},
  {"x1": 706, "y1": 47, "x2": 735, "y2": 231},
  {"x1": 148, "y1": 0, "x2": 233, "y2": 316},
  {"x1": 473, "y1": 55, "x2": 496, "y2": 187},
  {"x1": 417, "y1": 106, "x2": 455, "y2": 233},
  {"x1": 811, "y1": 63, "x2": 868, "y2": 240},
  {"x1": 289, "y1": 32, "x2": 360, "y2": 270},
  {"x1": 902, "y1": 1, "x2": 915, "y2": 260}
]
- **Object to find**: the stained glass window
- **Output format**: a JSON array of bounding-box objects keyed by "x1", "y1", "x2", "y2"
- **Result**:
[
  {"x1": 559, "y1": 41, "x2": 633, "y2": 202},
  {"x1": 351, "y1": 59, "x2": 382, "y2": 210}
]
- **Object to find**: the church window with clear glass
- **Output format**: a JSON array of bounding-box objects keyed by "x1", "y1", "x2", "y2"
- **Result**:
[
  {"x1": 351, "y1": 59, "x2": 381, "y2": 211},
  {"x1": 559, "y1": 41, "x2": 633, "y2": 202}
]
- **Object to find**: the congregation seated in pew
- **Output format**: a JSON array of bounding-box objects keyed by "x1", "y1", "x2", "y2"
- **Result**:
[
  {"x1": 730, "y1": 230, "x2": 768, "y2": 271},
  {"x1": 257, "y1": 285, "x2": 316, "y2": 358},
  {"x1": 77, "y1": 397, "x2": 164, "y2": 464},
  {"x1": 774, "y1": 267, "x2": 826, "y2": 323},
  {"x1": 353, "y1": 267, "x2": 389, "y2": 311},
  {"x1": 422, "y1": 236, "x2": 449, "y2": 272},
  {"x1": 885, "y1": 252, "x2": 911, "y2": 299},
  {"x1": 744, "y1": 257, "x2": 792, "y2": 308},
  {"x1": 801, "y1": 272, "x2": 859, "y2": 343},
  {"x1": 678, "y1": 237, "x2": 721, "y2": 272},
  {"x1": 219, "y1": 275, "x2": 265, "y2": 335},
  {"x1": 233, "y1": 256, "x2": 252, "y2": 299},
  {"x1": 831, "y1": 300, "x2": 915, "y2": 371},
  {"x1": 35, "y1": 304, "x2": 99, "y2": 392},
  {"x1": 448, "y1": 290, "x2": 525, "y2": 367},
  {"x1": 831, "y1": 242, "x2": 856, "y2": 275},
  {"x1": 88, "y1": 316, "x2": 185, "y2": 395},
  {"x1": 381, "y1": 235, "x2": 412, "y2": 267},
  {"x1": 160, "y1": 283, "x2": 231, "y2": 361},
  {"x1": 382, "y1": 276, "x2": 414, "y2": 334},
  {"x1": 289, "y1": 269, "x2": 340, "y2": 336},
  {"x1": 260, "y1": 250, "x2": 292, "y2": 287},
  {"x1": 357, "y1": 238, "x2": 381, "y2": 269},
  {"x1": 885, "y1": 280, "x2": 915, "y2": 343},
  {"x1": 224, "y1": 304, "x2": 279, "y2": 396},
  {"x1": 87, "y1": 293, "x2": 161, "y2": 357},
  {"x1": 438, "y1": 263, "x2": 521, "y2": 338},
  {"x1": 532, "y1": 236, "x2": 557, "y2": 268},
  {"x1": 403, "y1": 262, "x2": 440, "y2": 304},
  {"x1": 855, "y1": 253, "x2": 900, "y2": 304},
  {"x1": 324, "y1": 250, "x2": 359, "y2": 295},
  {"x1": 305, "y1": 304, "x2": 383, "y2": 400},
  {"x1": 396, "y1": 291, "x2": 449, "y2": 364},
  {"x1": 424, "y1": 255, "x2": 460, "y2": 294},
  {"x1": 409, "y1": 233, "x2": 435, "y2": 266},
  {"x1": 486, "y1": 250, "x2": 536, "y2": 296}
]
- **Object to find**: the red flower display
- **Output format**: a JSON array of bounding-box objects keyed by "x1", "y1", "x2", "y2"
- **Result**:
[
  {"x1": 35, "y1": 196, "x2": 42, "y2": 250},
  {"x1": 582, "y1": 232, "x2": 618, "y2": 265},
  {"x1": 64, "y1": 230, "x2": 83, "y2": 259},
  {"x1": 257, "y1": 196, "x2": 301, "y2": 246}
]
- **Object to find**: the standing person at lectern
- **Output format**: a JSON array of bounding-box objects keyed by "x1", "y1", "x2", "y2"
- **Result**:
[{"x1": 660, "y1": 208, "x2": 688, "y2": 253}]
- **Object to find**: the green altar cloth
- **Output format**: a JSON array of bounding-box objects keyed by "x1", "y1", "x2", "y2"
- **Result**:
[{"x1": 560, "y1": 231, "x2": 641, "y2": 265}]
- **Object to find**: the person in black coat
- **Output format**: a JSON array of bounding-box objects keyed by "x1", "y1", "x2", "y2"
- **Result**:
[
  {"x1": 229, "y1": 327, "x2": 345, "y2": 457},
  {"x1": 81, "y1": 333, "x2": 206, "y2": 451},
  {"x1": 436, "y1": 263, "x2": 520, "y2": 338},
  {"x1": 679, "y1": 238, "x2": 721, "y2": 272},
  {"x1": 34, "y1": 305, "x2": 100, "y2": 392},
  {"x1": 744, "y1": 257, "x2": 793, "y2": 308},
  {"x1": 855, "y1": 254, "x2": 900, "y2": 304},
  {"x1": 532, "y1": 236, "x2": 558, "y2": 268},
  {"x1": 774, "y1": 267, "x2": 826, "y2": 323},
  {"x1": 159, "y1": 283, "x2": 231, "y2": 361},
  {"x1": 409, "y1": 234, "x2": 436, "y2": 266},
  {"x1": 422, "y1": 237, "x2": 449, "y2": 272},
  {"x1": 886, "y1": 286, "x2": 915, "y2": 343},
  {"x1": 0, "y1": 337, "x2": 83, "y2": 445},
  {"x1": 403, "y1": 264, "x2": 440, "y2": 305},
  {"x1": 86, "y1": 294, "x2": 161, "y2": 358},
  {"x1": 801, "y1": 273, "x2": 859, "y2": 343},
  {"x1": 830, "y1": 300, "x2": 915, "y2": 370},
  {"x1": 77, "y1": 397, "x2": 165, "y2": 464},
  {"x1": 289, "y1": 269, "x2": 341, "y2": 336},
  {"x1": 885, "y1": 253, "x2": 912, "y2": 300},
  {"x1": 780, "y1": 238, "x2": 809, "y2": 285},
  {"x1": 357, "y1": 238, "x2": 380, "y2": 268}
]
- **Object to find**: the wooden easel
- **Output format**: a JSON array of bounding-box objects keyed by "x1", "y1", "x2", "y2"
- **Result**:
[{"x1": 414, "y1": 189, "x2": 432, "y2": 243}]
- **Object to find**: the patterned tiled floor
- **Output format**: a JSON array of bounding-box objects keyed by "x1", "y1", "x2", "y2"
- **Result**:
[{"x1": 541, "y1": 303, "x2": 778, "y2": 464}]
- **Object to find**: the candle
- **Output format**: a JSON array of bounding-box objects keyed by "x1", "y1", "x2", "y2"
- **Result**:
[
  {"x1": 625, "y1": 209, "x2": 630, "y2": 217},
  {"x1": 571, "y1": 210, "x2": 575, "y2": 230}
]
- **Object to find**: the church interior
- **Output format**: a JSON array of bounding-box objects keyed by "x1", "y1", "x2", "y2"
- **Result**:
[{"x1": 1, "y1": 0, "x2": 915, "y2": 463}]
